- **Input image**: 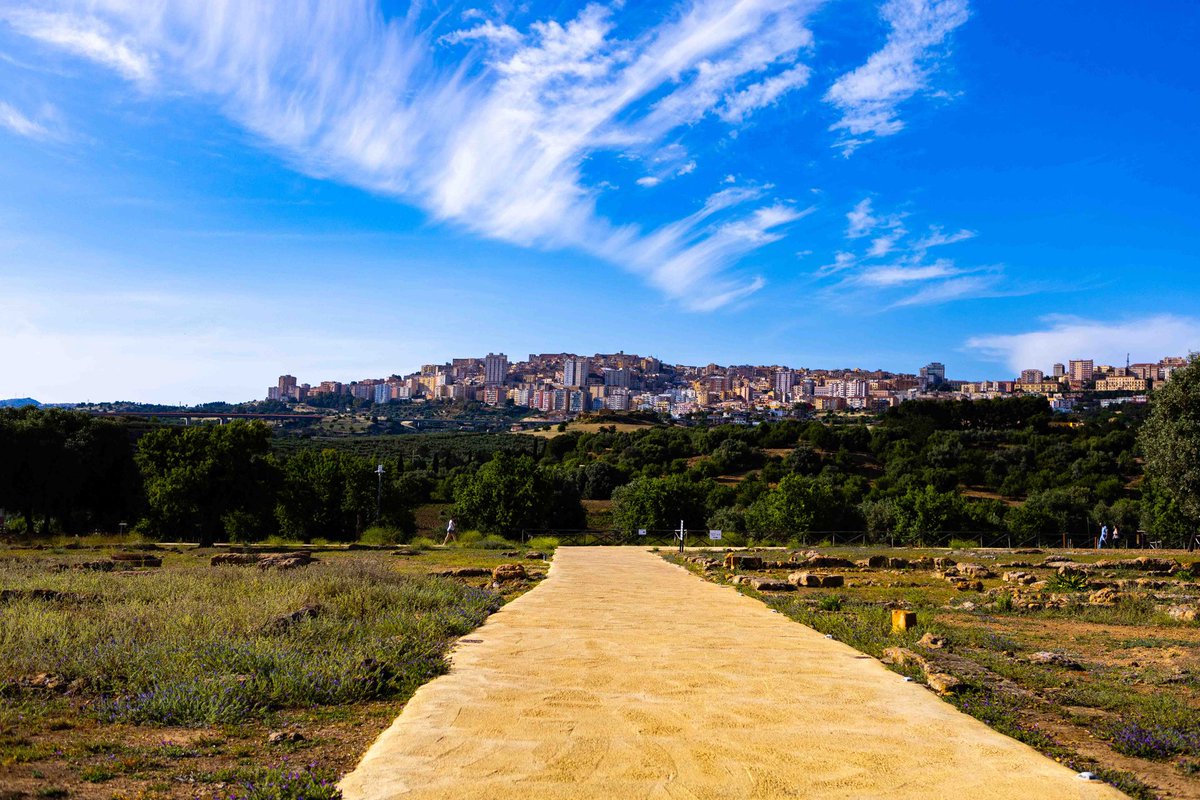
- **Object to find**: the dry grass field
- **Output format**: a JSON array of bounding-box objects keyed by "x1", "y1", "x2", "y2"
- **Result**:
[{"x1": 0, "y1": 541, "x2": 549, "y2": 800}]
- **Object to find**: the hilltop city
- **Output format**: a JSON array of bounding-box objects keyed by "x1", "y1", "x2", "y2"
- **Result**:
[{"x1": 265, "y1": 352, "x2": 1191, "y2": 420}]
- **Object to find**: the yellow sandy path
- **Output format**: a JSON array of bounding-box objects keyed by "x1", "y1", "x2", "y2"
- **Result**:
[{"x1": 341, "y1": 547, "x2": 1123, "y2": 799}]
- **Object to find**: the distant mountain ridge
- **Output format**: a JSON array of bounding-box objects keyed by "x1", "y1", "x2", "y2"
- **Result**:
[{"x1": 0, "y1": 398, "x2": 40, "y2": 408}]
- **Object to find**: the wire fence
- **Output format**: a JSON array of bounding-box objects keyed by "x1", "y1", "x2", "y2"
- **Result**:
[{"x1": 516, "y1": 528, "x2": 1179, "y2": 549}]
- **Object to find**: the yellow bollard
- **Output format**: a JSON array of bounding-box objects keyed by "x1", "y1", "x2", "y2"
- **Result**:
[{"x1": 891, "y1": 609, "x2": 917, "y2": 633}]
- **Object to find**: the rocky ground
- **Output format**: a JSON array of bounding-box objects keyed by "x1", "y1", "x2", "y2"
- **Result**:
[{"x1": 670, "y1": 545, "x2": 1200, "y2": 800}]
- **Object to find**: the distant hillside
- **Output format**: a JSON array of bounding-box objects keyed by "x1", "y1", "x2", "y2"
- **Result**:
[{"x1": 0, "y1": 398, "x2": 40, "y2": 408}]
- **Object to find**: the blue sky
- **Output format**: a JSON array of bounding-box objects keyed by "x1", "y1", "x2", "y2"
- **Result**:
[{"x1": 0, "y1": 0, "x2": 1197, "y2": 403}]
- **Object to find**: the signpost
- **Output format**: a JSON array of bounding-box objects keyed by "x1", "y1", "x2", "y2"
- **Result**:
[
  {"x1": 677, "y1": 519, "x2": 686, "y2": 553},
  {"x1": 709, "y1": 529, "x2": 722, "y2": 541},
  {"x1": 637, "y1": 528, "x2": 647, "y2": 537}
]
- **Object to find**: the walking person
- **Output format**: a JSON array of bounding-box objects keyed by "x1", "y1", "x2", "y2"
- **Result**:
[
  {"x1": 1098, "y1": 523, "x2": 1108, "y2": 549},
  {"x1": 1112, "y1": 525, "x2": 1120, "y2": 548},
  {"x1": 443, "y1": 517, "x2": 458, "y2": 546}
]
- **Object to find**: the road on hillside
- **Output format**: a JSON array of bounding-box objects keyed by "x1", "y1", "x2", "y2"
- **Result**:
[{"x1": 341, "y1": 547, "x2": 1124, "y2": 799}]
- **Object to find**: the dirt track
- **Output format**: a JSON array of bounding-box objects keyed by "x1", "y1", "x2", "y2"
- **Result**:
[{"x1": 341, "y1": 547, "x2": 1125, "y2": 799}]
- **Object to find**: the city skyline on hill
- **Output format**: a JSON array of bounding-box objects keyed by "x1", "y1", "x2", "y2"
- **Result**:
[{"x1": 1, "y1": 1, "x2": 1197, "y2": 403}]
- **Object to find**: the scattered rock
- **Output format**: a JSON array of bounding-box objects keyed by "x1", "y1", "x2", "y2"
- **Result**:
[
  {"x1": 1013, "y1": 548, "x2": 1043, "y2": 554},
  {"x1": 802, "y1": 555, "x2": 856, "y2": 569},
  {"x1": 492, "y1": 563, "x2": 528, "y2": 583},
  {"x1": 1088, "y1": 588, "x2": 1121, "y2": 606},
  {"x1": 857, "y1": 555, "x2": 889, "y2": 569},
  {"x1": 525, "y1": 551, "x2": 547, "y2": 560},
  {"x1": 926, "y1": 672, "x2": 964, "y2": 695},
  {"x1": 959, "y1": 564, "x2": 994, "y2": 580},
  {"x1": 15, "y1": 673, "x2": 66, "y2": 692},
  {"x1": 109, "y1": 552, "x2": 162, "y2": 567},
  {"x1": 1003, "y1": 571, "x2": 1037, "y2": 585},
  {"x1": 259, "y1": 552, "x2": 316, "y2": 571},
  {"x1": 1166, "y1": 605, "x2": 1197, "y2": 623},
  {"x1": 748, "y1": 578, "x2": 794, "y2": 592},
  {"x1": 1028, "y1": 651, "x2": 1084, "y2": 670},
  {"x1": 723, "y1": 553, "x2": 763, "y2": 570},
  {"x1": 211, "y1": 552, "x2": 260, "y2": 566},
  {"x1": 887, "y1": 557, "x2": 911, "y2": 570},
  {"x1": 787, "y1": 572, "x2": 844, "y2": 588},
  {"x1": 945, "y1": 575, "x2": 983, "y2": 592},
  {"x1": 918, "y1": 633, "x2": 946, "y2": 649},
  {"x1": 71, "y1": 560, "x2": 115, "y2": 572},
  {"x1": 501, "y1": 551, "x2": 521, "y2": 557},
  {"x1": 882, "y1": 647, "x2": 928, "y2": 671},
  {"x1": 933, "y1": 557, "x2": 957, "y2": 570},
  {"x1": 261, "y1": 604, "x2": 321, "y2": 634},
  {"x1": 433, "y1": 567, "x2": 491, "y2": 578},
  {"x1": 267, "y1": 731, "x2": 306, "y2": 745},
  {"x1": 1094, "y1": 557, "x2": 1179, "y2": 574}
]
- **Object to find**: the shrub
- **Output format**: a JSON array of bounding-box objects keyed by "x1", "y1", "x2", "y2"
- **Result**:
[
  {"x1": 817, "y1": 594, "x2": 844, "y2": 612},
  {"x1": 947, "y1": 537, "x2": 978, "y2": 550},
  {"x1": 473, "y1": 535, "x2": 515, "y2": 550},
  {"x1": 1048, "y1": 570, "x2": 1090, "y2": 592},
  {"x1": 360, "y1": 526, "x2": 407, "y2": 546},
  {"x1": 409, "y1": 536, "x2": 439, "y2": 550},
  {"x1": 526, "y1": 536, "x2": 560, "y2": 551}
]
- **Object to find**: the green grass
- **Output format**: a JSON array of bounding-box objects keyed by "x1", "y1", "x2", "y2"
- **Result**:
[
  {"x1": 0, "y1": 556, "x2": 502, "y2": 726},
  {"x1": 218, "y1": 764, "x2": 342, "y2": 799}
]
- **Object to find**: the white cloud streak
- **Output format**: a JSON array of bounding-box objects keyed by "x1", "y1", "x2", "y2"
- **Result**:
[
  {"x1": 825, "y1": 0, "x2": 968, "y2": 154},
  {"x1": 0, "y1": 99, "x2": 50, "y2": 139},
  {"x1": 5, "y1": 9, "x2": 153, "y2": 83},
  {"x1": 823, "y1": 195, "x2": 1002, "y2": 307},
  {"x1": 3, "y1": 0, "x2": 825, "y2": 310},
  {"x1": 967, "y1": 315, "x2": 1200, "y2": 373}
]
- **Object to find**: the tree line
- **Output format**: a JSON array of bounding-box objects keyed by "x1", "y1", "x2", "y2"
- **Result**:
[{"x1": 2, "y1": 355, "x2": 1198, "y2": 545}]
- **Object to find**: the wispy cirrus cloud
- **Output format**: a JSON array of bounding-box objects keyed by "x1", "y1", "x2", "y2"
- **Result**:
[
  {"x1": 0, "y1": 99, "x2": 50, "y2": 139},
  {"x1": 4, "y1": 9, "x2": 153, "y2": 83},
  {"x1": 1, "y1": 0, "x2": 826, "y2": 310},
  {"x1": 820, "y1": 195, "x2": 1004, "y2": 307},
  {"x1": 967, "y1": 315, "x2": 1200, "y2": 372},
  {"x1": 825, "y1": 0, "x2": 969, "y2": 154}
]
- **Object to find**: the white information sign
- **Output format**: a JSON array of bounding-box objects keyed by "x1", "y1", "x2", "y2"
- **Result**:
[
  {"x1": 637, "y1": 528, "x2": 647, "y2": 537},
  {"x1": 708, "y1": 529, "x2": 722, "y2": 540}
]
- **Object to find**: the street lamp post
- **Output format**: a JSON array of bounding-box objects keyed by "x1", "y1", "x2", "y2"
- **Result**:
[{"x1": 375, "y1": 464, "x2": 385, "y2": 522}]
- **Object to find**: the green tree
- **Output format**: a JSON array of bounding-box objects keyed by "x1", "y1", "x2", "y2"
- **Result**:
[
  {"x1": 1139, "y1": 354, "x2": 1200, "y2": 525},
  {"x1": 610, "y1": 474, "x2": 711, "y2": 532},
  {"x1": 891, "y1": 484, "x2": 968, "y2": 544},
  {"x1": 743, "y1": 475, "x2": 851, "y2": 537},
  {"x1": 452, "y1": 452, "x2": 584, "y2": 534},
  {"x1": 276, "y1": 449, "x2": 378, "y2": 541},
  {"x1": 0, "y1": 408, "x2": 140, "y2": 537},
  {"x1": 136, "y1": 421, "x2": 278, "y2": 545}
]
